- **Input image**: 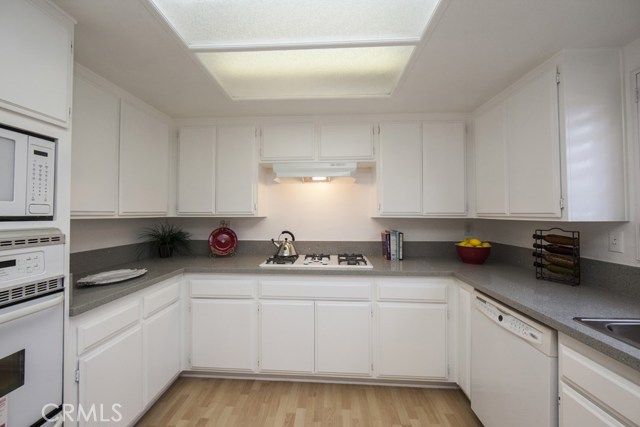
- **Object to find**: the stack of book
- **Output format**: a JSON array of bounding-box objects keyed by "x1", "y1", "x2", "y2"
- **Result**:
[{"x1": 381, "y1": 230, "x2": 403, "y2": 260}]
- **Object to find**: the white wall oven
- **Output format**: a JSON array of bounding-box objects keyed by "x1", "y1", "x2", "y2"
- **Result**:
[
  {"x1": 0, "y1": 229, "x2": 65, "y2": 427},
  {"x1": 0, "y1": 124, "x2": 56, "y2": 221}
]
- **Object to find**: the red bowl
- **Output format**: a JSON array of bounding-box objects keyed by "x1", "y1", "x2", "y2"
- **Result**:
[{"x1": 455, "y1": 244, "x2": 491, "y2": 264}]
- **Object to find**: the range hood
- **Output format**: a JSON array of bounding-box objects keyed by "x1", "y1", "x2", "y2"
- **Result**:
[{"x1": 272, "y1": 162, "x2": 357, "y2": 183}]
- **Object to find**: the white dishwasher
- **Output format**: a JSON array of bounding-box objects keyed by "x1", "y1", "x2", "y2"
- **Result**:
[{"x1": 471, "y1": 291, "x2": 558, "y2": 427}]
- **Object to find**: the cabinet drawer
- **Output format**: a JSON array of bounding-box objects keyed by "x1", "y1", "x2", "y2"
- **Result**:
[
  {"x1": 77, "y1": 303, "x2": 140, "y2": 354},
  {"x1": 143, "y1": 281, "x2": 181, "y2": 318},
  {"x1": 190, "y1": 278, "x2": 257, "y2": 298},
  {"x1": 560, "y1": 343, "x2": 640, "y2": 425},
  {"x1": 376, "y1": 279, "x2": 449, "y2": 302},
  {"x1": 260, "y1": 279, "x2": 371, "y2": 300}
]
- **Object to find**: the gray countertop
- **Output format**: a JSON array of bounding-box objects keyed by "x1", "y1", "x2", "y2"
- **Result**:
[{"x1": 70, "y1": 254, "x2": 640, "y2": 372}]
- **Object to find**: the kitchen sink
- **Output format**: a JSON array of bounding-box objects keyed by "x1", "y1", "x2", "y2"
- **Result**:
[{"x1": 574, "y1": 318, "x2": 640, "y2": 350}]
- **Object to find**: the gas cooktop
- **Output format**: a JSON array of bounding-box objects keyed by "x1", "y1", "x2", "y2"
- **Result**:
[{"x1": 259, "y1": 254, "x2": 373, "y2": 269}]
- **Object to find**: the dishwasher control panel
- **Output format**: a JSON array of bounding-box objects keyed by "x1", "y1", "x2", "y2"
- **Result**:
[{"x1": 474, "y1": 294, "x2": 553, "y2": 352}]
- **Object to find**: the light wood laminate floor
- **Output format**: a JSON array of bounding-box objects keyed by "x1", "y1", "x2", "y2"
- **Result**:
[{"x1": 136, "y1": 378, "x2": 482, "y2": 427}]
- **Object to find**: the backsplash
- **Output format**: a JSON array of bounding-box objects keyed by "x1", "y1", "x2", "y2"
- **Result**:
[{"x1": 70, "y1": 240, "x2": 640, "y2": 299}]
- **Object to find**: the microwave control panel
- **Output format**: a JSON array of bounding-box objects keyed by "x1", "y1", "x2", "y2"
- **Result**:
[
  {"x1": 0, "y1": 251, "x2": 45, "y2": 282},
  {"x1": 26, "y1": 137, "x2": 55, "y2": 215}
]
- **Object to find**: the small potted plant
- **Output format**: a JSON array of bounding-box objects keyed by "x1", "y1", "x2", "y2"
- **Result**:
[{"x1": 139, "y1": 222, "x2": 191, "y2": 258}]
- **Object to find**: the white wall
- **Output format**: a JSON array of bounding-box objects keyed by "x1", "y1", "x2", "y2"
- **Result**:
[
  {"x1": 477, "y1": 37, "x2": 640, "y2": 266},
  {"x1": 70, "y1": 168, "x2": 469, "y2": 253}
]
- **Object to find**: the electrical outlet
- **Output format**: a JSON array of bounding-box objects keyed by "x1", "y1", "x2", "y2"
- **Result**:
[
  {"x1": 464, "y1": 222, "x2": 474, "y2": 237},
  {"x1": 608, "y1": 231, "x2": 624, "y2": 253}
]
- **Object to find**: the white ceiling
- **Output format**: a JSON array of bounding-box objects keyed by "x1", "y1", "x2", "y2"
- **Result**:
[{"x1": 53, "y1": 0, "x2": 640, "y2": 119}]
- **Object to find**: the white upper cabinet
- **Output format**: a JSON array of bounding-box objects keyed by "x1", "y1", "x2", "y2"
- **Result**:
[
  {"x1": 177, "y1": 127, "x2": 216, "y2": 215},
  {"x1": 216, "y1": 125, "x2": 259, "y2": 215},
  {"x1": 377, "y1": 121, "x2": 423, "y2": 216},
  {"x1": 0, "y1": 0, "x2": 74, "y2": 127},
  {"x1": 260, "y1": 123, "x2": 315, "y2": 161},
  {"x1": 119, "y1": 102, "x2": 170, "y2": 216},
  {"x1": 177, "y1": 125, "x2": 264, "y2": 217},
  {"x1": 422, "y1": 121, "x2": 466, "y2": 216},
  {"x1": 258, "y1": 121, "x2": 375, "y2": 161},
  {"x1": 473, "y1": 48, "x2": 626, "y2": 221},
  {"x1": 71, "y1": 74, "x2": 120, "y2": 216},
  {"x1": 474, "y1": 102, "x2": 508, "y2": 216},
  {"x1": 507, "y1": 65, "x2": 561, "y2": 217},
  {"x1": 318, "y1": 123, "x2": 375, "y2": 160},
  {"x1": 378, "y1": 120, "x2": 466, "y2": 217}
]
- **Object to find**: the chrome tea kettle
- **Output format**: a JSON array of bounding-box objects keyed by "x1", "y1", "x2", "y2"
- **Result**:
[{"x1": 271, "y1": 230, "x2": 297, "y2": 257}]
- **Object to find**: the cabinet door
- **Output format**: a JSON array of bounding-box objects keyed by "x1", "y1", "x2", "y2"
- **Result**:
[
  {"x1": 316, "y1": 302, "x2": 371, "y2": 376},
  {"x1": 559, "y1": 383, "x2": 626, "y2": 427},
  {"x1": 177, "y1": 127, "x2": 216, "y2": 215},
  {"x1": 377, "y1": 122, "x2": 423, "y2": 215},
  {"x1": 457, "y1": 285, "x2": 472, "y2": 398},
  {"x1": 260, "y1": 123, "x2": 315, "y2": 161},
  {"x1": 191, "y1": 299, "x2": 257, "y2": 371},
  {"x1": 71, "y1": 76, "x2": 120, "y2": 216},
  {"x1": 143, "y1": 303, "x2": 181, "y2": 405},
  {"x1": 0, "y1": 0, "x2": 73, "y2": 126},
  {"x1": 119, "y1": 102, "x2": 170, "y2": 215},
  {"x1": 78, "y1": 326, "x2": 143, "y2": 427},
  {"x1": 216, "y1": 126, "x2": 257, "y2": 214},
  {"x1": 318, "y1": 123, "x2": 374, "y2": 160},
  {"x1": 474, "y1": 101, "x2": 509, "y2": 216},
  {"x1": 376, "y1": 302, "x2": 447, "y2": 379},
  {"x1": 259, "y1": 300, "x2": 314, "y2": 373},
  {"x1": 422, "y1": 122, "x2": 466, "y2": 215},
  {"x1": 507, "y1": 66, "x2": 561, "y2": 217}
]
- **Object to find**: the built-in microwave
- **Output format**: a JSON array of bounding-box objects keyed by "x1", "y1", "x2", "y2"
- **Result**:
[{"x1": 0, "y1": 124, "x2": 56, "y2": 221}]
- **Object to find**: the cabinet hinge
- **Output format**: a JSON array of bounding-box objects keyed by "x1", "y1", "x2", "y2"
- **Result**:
[
  {"x1": 635, "y1": 87, "x2": 639, "y2": 104},
  {"x1": 69, "y1": 107, "x2": 72, "y2": 119},
  {"x1": 371, "y1": 363, "x2": 374, "y2": 372},
  {"x1": 556, "y1": 69, "x2": 561, "y2": 84},
  {"x1": 75, "y1": 369, "x2": 80, "y2": 383},
  {"x1": 257, "y1": 360, "x2": 260, "y2": 368},
  {"x1": 377, "y1": 125, "x2": 380, "y2": 134},
  {"x1": 70, "y1": 41, "x2": 73, "y2": 53},
  {"x1": 560, "y1": 198, "x2": 565, "y2": 210}
]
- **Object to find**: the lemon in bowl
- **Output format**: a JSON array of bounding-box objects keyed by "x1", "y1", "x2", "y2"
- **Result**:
[{"x1": 455, "y1": 238, "x2": 491, "y2": 264}]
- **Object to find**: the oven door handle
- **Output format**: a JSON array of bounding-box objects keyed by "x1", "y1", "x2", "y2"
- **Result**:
[{"x1": 0, "y1": 294, "x2": 63, "y2": 325}]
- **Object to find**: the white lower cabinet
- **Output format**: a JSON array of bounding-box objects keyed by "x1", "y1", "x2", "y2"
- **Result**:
[
  {"x1": 375, "y1": 278, "x2": 449, "y2": 380},
  {"x1": 315, "y1": 301, "x2": 372, "y2": 376},
  {"x1": 377, "y1": 303, "x2": 447, "y2": 379},
  {"x1": 186, "y1": 275, "x2": 452, "y2": 381},
  {"x1": 71, "y1": 277, "x2": 181, "y2": 427},
  {"x1": 456, "y1": 282, "x2": 472, "y2": 398},
  {"x1": 559, "y1": 333, "x2": 640, "y2": 427},
  {"x1": 191, "y1": 299, "x2": 258, "y2": 371},
  {"x1": 259, "y1": 300, "x2": 315, "y2": 373},
  {"x1": 143, "y1": 302, "x2": 181, "y2": 405},
  {"x1": 560, "y1": 383, "x2": 626, "y2": 427},
  {"x1": 78, "y1": 326, "x2": 143, "y2": 427}
]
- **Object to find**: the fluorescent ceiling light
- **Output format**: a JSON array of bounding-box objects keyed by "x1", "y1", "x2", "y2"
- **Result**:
[
  {"x1": 148, "y1": 0, "x2": 443, "y2": 99},
  {"x1": 197, "y1": 47, "x2": 414, "y2": 99}
]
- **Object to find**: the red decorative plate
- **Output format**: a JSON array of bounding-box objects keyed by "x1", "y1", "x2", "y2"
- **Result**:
[{"x1": 208, "y1": 227, "x2": 238, "y2": 256}]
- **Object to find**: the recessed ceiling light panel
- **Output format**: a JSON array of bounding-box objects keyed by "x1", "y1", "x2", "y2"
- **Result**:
[
  {"x1": 149, "y1": 0, "x2": 440, "y2": 47},
  {"x1": 147, "y1": 0, "x2": 443, "y2": 99},
  {"x1": 197, "y1": 46, "x2": 414, "y2": 99}
]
